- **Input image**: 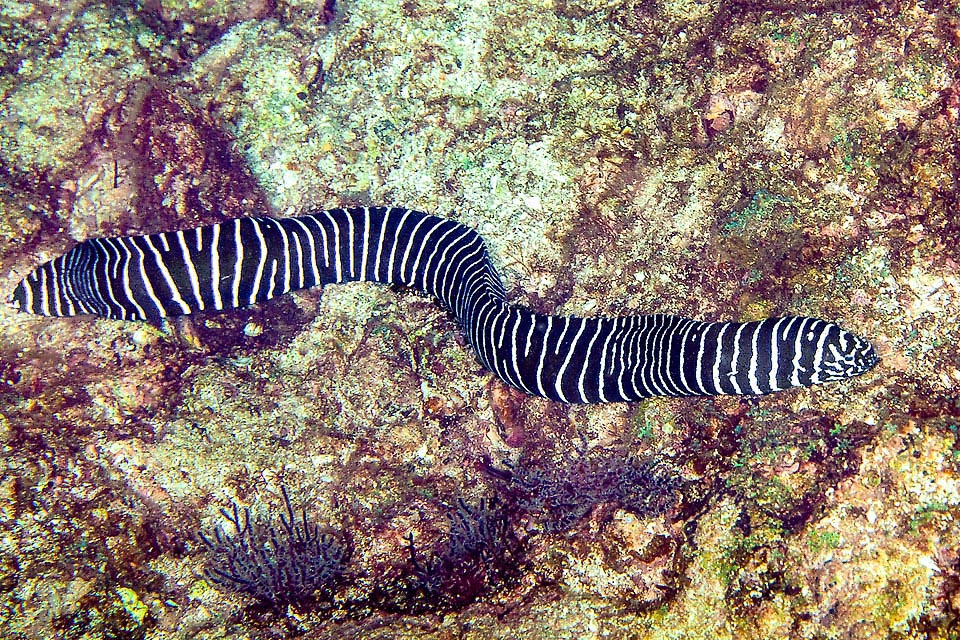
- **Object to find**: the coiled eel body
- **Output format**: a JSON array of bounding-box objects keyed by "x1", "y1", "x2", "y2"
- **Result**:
[{"x1": 11, "y1": 207, "x2": 878, "y2": 403}]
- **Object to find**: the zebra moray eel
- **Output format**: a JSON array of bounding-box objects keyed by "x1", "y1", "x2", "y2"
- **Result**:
[{"x1": 10, "y1": 207, "x2": 878, "y2": 403}]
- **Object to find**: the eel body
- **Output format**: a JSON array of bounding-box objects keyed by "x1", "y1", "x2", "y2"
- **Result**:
[{"x1": 11, "y1": 207, "x2": 878, "y2": 403}]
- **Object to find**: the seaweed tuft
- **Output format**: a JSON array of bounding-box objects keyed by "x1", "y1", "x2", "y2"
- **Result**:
[
  {"x1": 199, "y1": 487, "x2": 349, "y2": 610},
  {"x1": 490, "y1": 452, "x2": 681, "y2": 533},
  {"x1": 397, "y1": 496, "x2": 526, "y2": 613}
]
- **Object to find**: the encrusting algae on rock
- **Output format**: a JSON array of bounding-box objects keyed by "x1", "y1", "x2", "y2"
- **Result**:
[{"x1": 1, "y1": 0, "x2": 959, "y2": 638}]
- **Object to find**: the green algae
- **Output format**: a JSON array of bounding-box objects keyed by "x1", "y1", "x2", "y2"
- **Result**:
[
  {"x1": 116, "y1": 586, "x2": 149, "y2": 625},
  {"x1": 722, "y1": 190, "x2": 793, "y2": 235}
]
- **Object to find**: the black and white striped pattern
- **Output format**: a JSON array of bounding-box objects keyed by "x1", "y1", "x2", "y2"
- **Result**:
[{"x1": 10, "y1": 207, "x2": 879, "y2": 403}]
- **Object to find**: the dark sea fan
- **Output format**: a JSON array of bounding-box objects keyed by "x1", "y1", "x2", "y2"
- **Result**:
[
  {"x1": 199, "y1": 487, "x2": 349, "y2": 608},
  {"x1": 490, "y1": 453, "x2": 681, "y2": 533},
  {"x1": 402, "y1": 496, "x2": 525, "y2": 612}
]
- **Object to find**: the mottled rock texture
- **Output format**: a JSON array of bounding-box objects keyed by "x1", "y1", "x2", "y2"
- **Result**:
[{"x1": 1, "y1": 0, "x2": 958, "y2": 638}]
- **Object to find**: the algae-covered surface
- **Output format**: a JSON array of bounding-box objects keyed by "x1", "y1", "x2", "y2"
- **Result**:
[{"x1": 1, "y1": 0, "x2": 959, "y2": 638}]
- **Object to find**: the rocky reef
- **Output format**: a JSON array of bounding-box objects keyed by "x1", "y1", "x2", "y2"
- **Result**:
[{"x1": 1, "y1": 0, "x2": 958, "y2": 637}]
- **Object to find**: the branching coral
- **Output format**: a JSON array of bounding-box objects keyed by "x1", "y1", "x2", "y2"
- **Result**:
[
  {"x1": 195, "y1": 456, "x2": 676, "y2": 618},
  {"x1": 396, "y1": 497, "x2": 526, "y2": 613},
  {"x1": 199, "y1": 487, "x2": 349, "y2": 609},
  {"x1": 488, "y1": 452, "x2": 682, "y2": 533}
]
